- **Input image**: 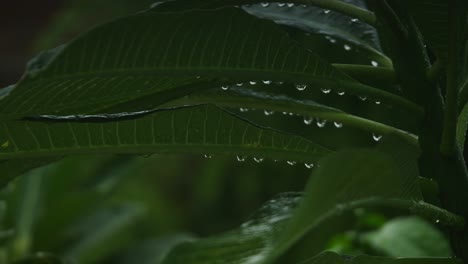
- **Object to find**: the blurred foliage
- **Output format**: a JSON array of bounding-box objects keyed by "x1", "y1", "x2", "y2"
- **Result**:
[{"x1": 0, "y1": 0, "x2": 457, "y2": 263}]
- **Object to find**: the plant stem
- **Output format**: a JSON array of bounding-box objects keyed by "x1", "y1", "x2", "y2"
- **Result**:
[
  {"x1": 441, "y1": 1, "x2": 462, "y2": 156},
  {"x1": 333, "y1": 64, "x2": 398, "y2": 84},
  {"x1": 426, "y1": 60, "x2": 444, "y2": 83}
]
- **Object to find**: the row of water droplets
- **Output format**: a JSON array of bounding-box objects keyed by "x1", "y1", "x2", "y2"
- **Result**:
[
  {"x1": 204, "y1": 154, "x2": 316, "y2": 169},
  {"x1": 221, "y1": 79, "x2": 382, "y2": 105}
]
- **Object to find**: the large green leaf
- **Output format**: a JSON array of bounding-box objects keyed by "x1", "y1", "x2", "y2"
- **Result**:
[
  {"x1": 0, "y1": 105, "x2": 331, "y2": 184},
  {"x1": 0, "y1": 7, "x2": 418, "y2": 120},
  {"x1": 268, "y1": 146, "x2": 463, "y2": 263}
]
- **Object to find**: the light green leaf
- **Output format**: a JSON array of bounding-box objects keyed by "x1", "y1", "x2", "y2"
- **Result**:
[{"x1": 363, "y1": 216, "x2": 452, "y2": 257}]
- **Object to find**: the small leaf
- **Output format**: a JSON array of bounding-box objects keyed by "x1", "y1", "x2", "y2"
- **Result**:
[{"x1": 362, "y1": 216, "x2": 453, "y2": 257}]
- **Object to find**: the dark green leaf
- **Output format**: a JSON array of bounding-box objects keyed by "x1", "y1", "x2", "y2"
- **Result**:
[
  {"x1": 0, "y1": 7, "x2": 418, "y2": 120},
  {"x1": 0, "y1": 105, "x2": 331, "y2": 183}
]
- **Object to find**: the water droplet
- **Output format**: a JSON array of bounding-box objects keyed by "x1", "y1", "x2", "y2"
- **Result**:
[
  {"x1": 305, "y1": 163, "x2": 314, "y2": 169},
  {"x1": 264, "y1": 110, "x2": 274, "y2": 116},
  {"x1": 296, "y1": 84, "x2": 307, "y2": 91},
  {"x1": 436, "y1": 219, "x2": 440, "y2": 223},
  {"x1": 240, "y1": 108, "x2": 249, "y2": 112},
  {"x1": 371, "y1": 60, "x2": 379, "y2": 67},
  {"x1": 321, "y1": 88, "x2": 331, "y2": 94},
  {"x1": 303, "y1": 116, "x2": 314, "y2": 125},
  {"x1": 287, "y1": 161, "x2": 296, "y2": 166},
  {"x1": 375, "y1": 101, "x2": 381, "y2": 105},
  {"x1": 278, "y1": 3, "x2": 286, "y2": 7},
  {"x1": 196, "y1": 76, "x2": 201, "y2": 79},
  {"x1": 351, "y1": 18, "x2": 359, "y2": 22},
  {"x1": 249, "y1": 81, "x2": 257, "y2": 85},
  {"x1": 282, "y1": 111, "x2": 288, "y2": 115},
  {"x1": 344, "y1": 44, "x2": 352, "y2": 51},
  {"x1": 333, "y1": 122, "x2": 343, "y2": 128},
  {"x1": 329, "y1": 38, "x2": 337, "y2": 43},
  {"x1": 253, "y1": 157, "x2": 264, "y2": 163},
  {"x1": 236, "y1": 83, "x2": 243, "y2": 87},
  {"x1": 316, "y1": 119, "x2": 327, "y2": 128},
  {"x1": 261, "y1": 2, "x2": 270, "y2": 7},
  {"x1": 276, "y1": 81, "x2": 284, "y2": 85},
  {"x1": 204, "y1": 154, "x2": 212, "y2": 159},
  {"x1": 287, "y1": 3, "x2": 294, "y2": 7},
  {"x1": 337, "y1": 90, "x2": 345, "y2": 96},
  {"x1": 262, "y1": 80, "x2": 272, "y2": 84},
  {"x1": 372, "y1": 133, "x2": 382, "y2": 142},
  {"x1": 359, "y1": 95, "x2": 367, "y2": 101},
  {"x1": 237, "y1": 155, "x2": 246, "y2": 162},
  {"x1": 221, "y1": 86, "x2": 229, "y2": 91},
  {"x1": 323, "y1": 9, "x2": 330, "y2": 14},
  {"x1": 289, "y1": 112, "x2": 294, "y2": 116}
]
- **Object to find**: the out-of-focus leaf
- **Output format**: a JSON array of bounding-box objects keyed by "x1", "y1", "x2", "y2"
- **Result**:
[
  {"x1": 62, "y1": 203, "x2": 144, "y2": 263},
  {"x1": 300, "y1": 251, "x2": 462, "y2": 264},
  {"x1": 161, "y1": 193, "x2": 301, "y2": 264},
  {"x1": 269, "y1": 147, "x2": 462, "y2": 263},
  {"x1": 116, "y1": 235, "x2": 194, "y2": 264},
  {"x1": 13, "y1": 253, "x2": 65, "y2": 264},
  {"x1": 362, "y1": 216, "x2": 452, "y2": 257}
]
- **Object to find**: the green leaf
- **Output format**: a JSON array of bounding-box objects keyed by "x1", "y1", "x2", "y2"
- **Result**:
[
  {"x1": 13, "y1": 253, "x2": 64, "y2": 264},
  {"x1": 243, "y1": 2, "x2": 390, "y2": 65},
  {"x1": 0, "y1": 105, "x2": 331, "y2": 183},
  {"x1": 268, "y1": 146, "x2": 463, "y2": 263},
  {"x1": 160, "y1": 193, "x2": 301, "y2": 264},
  {"x1": 362, "y1": 216, "x2": 453, "y2": 257},
  {"x1": 456, "y1": 100, "x2": 468, "y2": 151},
  {"x1": 301, "y1": 251, "x2": 462, "y2": 264},
  {"x1": 62, "y1": 203, "x2": 144, "y2": 263},
  {"x1": 0, "y1": 7, "x2": 418, "y2": 120}
]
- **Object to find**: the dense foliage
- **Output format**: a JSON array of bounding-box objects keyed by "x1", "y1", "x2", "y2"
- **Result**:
[{"x1": 0, "y1": 0, "x2": 467, "y2": 263}]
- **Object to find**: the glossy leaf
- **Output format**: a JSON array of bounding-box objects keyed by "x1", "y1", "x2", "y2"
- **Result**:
[
  {"x1": 243, "y1": 2, "x2": 388, "y2": 62},
  {"x1": 0, "y1": 105, "x2": 331, "y2": 183},
  {"x1": 0, "y1": 7, "x2": 418, "y2": 120}
]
